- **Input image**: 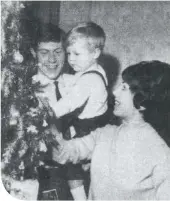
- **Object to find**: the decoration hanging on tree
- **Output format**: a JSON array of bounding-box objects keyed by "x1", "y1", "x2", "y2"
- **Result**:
[{"x1": 13, "y1": 50, "x2": 24, "y2": 63}]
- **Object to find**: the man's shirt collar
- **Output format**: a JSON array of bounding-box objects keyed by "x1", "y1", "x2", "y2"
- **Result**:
[{"x1": 32, "y1": 72, "x2": 58, "y2": 85}]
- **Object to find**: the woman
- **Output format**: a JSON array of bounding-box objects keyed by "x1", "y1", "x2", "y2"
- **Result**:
[{"x1": 51, "y1": 60, "x2": 170, "y2": 200}]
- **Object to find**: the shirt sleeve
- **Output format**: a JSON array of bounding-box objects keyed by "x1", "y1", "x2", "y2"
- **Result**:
[
  {"x1": 49, "y1": 75, "x2": 91, "y2": 117},
  {"x1": 53, "y1": 127, "x2": 103, "y2": 164},
  {"x1": 70, "y1": 128, "x2": 100, "y2": 161},
  {"x1": 63, "y1": 125, "x2": 112, "y2": 163},
  {"x1": 152, "y1": 149, "x2": 170, "y2": 200}
]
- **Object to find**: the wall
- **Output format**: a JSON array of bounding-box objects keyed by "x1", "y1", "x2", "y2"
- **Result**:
[
  {"x1": 59, "y1": 1, "x2": 170, "y2": 71},
  {"x1": 24, "y1": 1, "x2": 60, "y2": 25}
]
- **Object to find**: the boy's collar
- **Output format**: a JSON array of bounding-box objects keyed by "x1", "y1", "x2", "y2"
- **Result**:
[
  {"x1": 86, "y1": 63, "x2": 99, "y2": 72},
  {"x1": 77, "y1": 63, "x2": 99, "y2": 76}
]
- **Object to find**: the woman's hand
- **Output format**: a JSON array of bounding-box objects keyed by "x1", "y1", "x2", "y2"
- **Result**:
[{"x1": 52, "y1": 133, "x2": 79, "y2": 165}]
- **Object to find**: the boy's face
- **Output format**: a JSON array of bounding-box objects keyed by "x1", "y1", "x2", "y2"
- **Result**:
[
  {"x1": 36, "y1": 42, "x2": 65, "y2": 80},
  {"x1": 66, "y1": 38, "x2": 99, "y2": 72}
]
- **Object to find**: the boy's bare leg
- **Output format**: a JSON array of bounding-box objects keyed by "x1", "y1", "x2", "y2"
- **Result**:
[{"x1": 68, "y1": 180, "x2": 87, "y2": 200}]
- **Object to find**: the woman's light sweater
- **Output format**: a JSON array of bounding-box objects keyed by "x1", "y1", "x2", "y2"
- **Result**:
[{"x1": 67, "y1": 119, "x2": 170, "y2": 200}]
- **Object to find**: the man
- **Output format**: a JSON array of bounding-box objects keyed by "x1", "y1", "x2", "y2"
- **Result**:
[
  {"x1": 30, "y1": 22, "x2": 72, "y2": 200},
  {"x1": 31, "y1": 23, "x2": 65, "y2": 105}
]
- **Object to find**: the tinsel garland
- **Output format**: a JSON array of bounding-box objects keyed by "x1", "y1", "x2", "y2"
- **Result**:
[{"x1": 1, "y1": 1, "x2": 24, "y2": 59}]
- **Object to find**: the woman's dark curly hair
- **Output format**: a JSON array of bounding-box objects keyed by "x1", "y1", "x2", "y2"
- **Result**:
[{"x1": 122, "y1": 60, "x2": 170, "y2": 146}]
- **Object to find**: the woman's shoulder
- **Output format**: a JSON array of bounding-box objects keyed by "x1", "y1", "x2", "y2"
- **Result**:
[
  {"x1": 138, "y1": 123, "x2": 164, "y2": 143},
  {"x1": 139, "y1": 122, "x2": 170, "y2": 158},
  {"x1": 140, "y1": 123, "x2": 164, "y2": 141}
]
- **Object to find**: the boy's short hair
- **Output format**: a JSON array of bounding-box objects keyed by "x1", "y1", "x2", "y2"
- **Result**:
[{"x1": 65, "y1": 22, "x2": 106, "y2": 51}]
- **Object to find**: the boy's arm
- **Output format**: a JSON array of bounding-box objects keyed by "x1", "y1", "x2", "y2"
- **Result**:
[
  {"x1": 49, "y1": 76, "x2": 91, "y2": 118},
  {"x1": 52, "y1": 127, "x2": 102, "y2": 164}
]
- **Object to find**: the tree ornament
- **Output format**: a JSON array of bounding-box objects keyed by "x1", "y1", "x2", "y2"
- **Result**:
[
  {"x1": 9, "y1": 105, "x2": 20, "y2": 126},
  {"x1": 13, "y1": 50, "x2": 24, "y2": 63},
  {"x1": 39, "y1": 140, "x2": 47, "y2": 152},
  {"x1": 1, "y1": 68, "x2": 15, "y2": 97}
]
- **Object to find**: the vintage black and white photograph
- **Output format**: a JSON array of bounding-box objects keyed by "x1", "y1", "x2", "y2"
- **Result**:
[{"x1": 1, "y1": 1, "x2": 170, "y2": 200}]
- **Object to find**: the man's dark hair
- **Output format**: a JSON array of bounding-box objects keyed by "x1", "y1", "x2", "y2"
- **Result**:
[
  {"x1": 19, "y1": 20, "x2": 65, "y2": 63},
  {"x1": 32, "y1": 22, "x2": 65, "y2": 50}
]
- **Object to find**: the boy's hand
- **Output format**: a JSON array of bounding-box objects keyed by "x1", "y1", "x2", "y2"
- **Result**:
[{"x1": 82, "y1": 163, "x2": 91, "y2": 171}]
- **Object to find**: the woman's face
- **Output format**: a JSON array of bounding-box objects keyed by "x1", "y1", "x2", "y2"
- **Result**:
[{"x1": 112, "y1": 81, "x2": 138, "y2": 120}]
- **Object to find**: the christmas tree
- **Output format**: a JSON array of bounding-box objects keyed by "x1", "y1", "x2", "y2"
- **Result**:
[{"x1": 1, "y1": 2, "x2": 59, "y2": 197}]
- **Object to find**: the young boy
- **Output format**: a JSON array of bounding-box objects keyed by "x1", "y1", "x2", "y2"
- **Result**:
[{"x1": 45, "y1": 22, "x2": 108, "y2": 200}]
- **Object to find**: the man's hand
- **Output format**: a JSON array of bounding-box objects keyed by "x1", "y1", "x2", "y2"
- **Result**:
[
  {"x1": 38, "y1": 97, "x2": 54, "y2": 117},
  {"x1": 39, "y1": 97, "x2": 50, "y2": 108},
  {"x1": 50, "y1": 124, "x2": 60, "y2": 137}
]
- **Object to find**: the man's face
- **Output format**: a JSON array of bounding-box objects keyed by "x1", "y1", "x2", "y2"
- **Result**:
[{"x1": 36, "y1": 42, "x2": 65, "y2": 80}]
